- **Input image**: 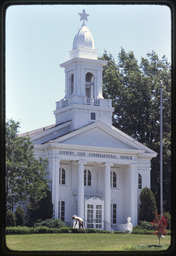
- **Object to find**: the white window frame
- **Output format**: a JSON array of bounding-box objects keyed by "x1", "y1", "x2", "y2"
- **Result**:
[
  {"x1": 85, "y1": 72, "x2": 94, "y2": 99},
  {"x1": 90, "y1": 112, "x2": 96, "y2": 121},
  {"x1": 110, "y1": 168, "x2": 119, "y2": 189},
  {"x1": 111, "y1": 203, "x2": 117, "y2": 224},
  {"x1": 70, "y1": 73, "x2": 74, "y2": 95},
  {"x1": 59, "y1": 167, "x2": 66, "y2": 185},
  {"x1": 138, "y1": 173, "x2": 142, "y2": 190},
  {"x1": 85, "y1": 197, "x2": 104, "y2": 230},
  {"x1": 84, "y1": 169, "x2": 92, "y2": 187},
  {"x1": 58, "y1": 201, "x2": 65, "y2": 221}
]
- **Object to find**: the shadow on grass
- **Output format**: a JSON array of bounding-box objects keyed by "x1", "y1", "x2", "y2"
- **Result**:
[{"x1": 126, "y1": 244, "x2": 169, "y2": 251}]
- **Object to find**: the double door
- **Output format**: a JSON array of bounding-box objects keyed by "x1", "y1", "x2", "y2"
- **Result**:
[{"x1": 85, "y1": 198, "x2": 104, "y2": 229}]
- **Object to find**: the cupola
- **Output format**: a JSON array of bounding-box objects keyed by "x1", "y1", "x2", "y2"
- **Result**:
[
  {"x1": 72, "y1": 24, "x2": 95, "y2": 50},
  {"x1": 69, "y1": 9, "x2": 98, "y2": 60}
]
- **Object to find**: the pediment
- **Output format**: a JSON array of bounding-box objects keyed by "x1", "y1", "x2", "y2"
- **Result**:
[
  {"x1": 60, "y1": 127, "x2": 135, "y2": 150},
  {"x1": 50, "y1": 122, "x2": 155, "y2": 153}
]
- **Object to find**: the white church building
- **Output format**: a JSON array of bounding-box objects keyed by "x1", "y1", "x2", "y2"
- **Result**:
[{"x1": 21, "y1": 10, "x2": 157, "y2": 231}]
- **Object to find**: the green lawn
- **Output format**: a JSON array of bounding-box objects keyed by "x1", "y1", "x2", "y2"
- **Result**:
[{"x1": 6, "y1": 233, "x2": 171, "y2": 251}]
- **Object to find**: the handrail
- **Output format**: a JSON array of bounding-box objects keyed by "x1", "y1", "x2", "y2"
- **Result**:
[{"x1": 103, "y1": 220, "x2": 113, "y2": 231}]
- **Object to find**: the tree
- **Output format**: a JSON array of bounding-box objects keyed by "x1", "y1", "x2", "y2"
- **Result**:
[
  {"x1": 138, "y1": 187, "x2": 157, "y2": 222},
  {"x1": 27, "y1": 188, "x2": 53, "y2": 224},
  {"x1": 100, "y1": 49, "x2": 171, "y2": 212},
  {"x1": 15, "y1": 205, "x2": 25, "y2": 226},
  {"x1": 151, "y1": 212, "x2": 168, "y2": 246},
  {"x1": 6, "y1": 209, "x2": 16, "y2": 227},
  {"x1": 5, "y1": 119, "x2": 49, "y2": 212}
]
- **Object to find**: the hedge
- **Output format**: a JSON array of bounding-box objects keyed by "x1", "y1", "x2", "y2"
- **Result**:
[
  {"x1": 6, "y1": 226, "x2": 111, "y2": 235},
  {"x1": 6, "y1": 226, "x2": 71, "y2": 235},
  {"x1": 6, "y1": 226, "x2": 171, "y2": 235}
]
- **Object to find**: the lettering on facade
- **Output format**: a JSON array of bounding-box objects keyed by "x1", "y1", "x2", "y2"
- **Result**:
[
  {"x1": 88, "y1": 153, "x2": 117, "y2": 159},
  {"x1": 120, "y1": 155, "x2": 132, "y2": 160},
  {"x1": 58, "y1": 150, "x2": 133, "y2": 160},
  {"x1": 59, "y1": 151, "x2": 75, "y2": 155}
]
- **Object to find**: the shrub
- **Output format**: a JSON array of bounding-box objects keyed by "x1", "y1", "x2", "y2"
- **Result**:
[
  {"x1": 138, "y1": 187, "x2": 157, "y2": 222},
  {"x1": 114, "y1": 231, "x2": 127, "y2": 234},
  {"x1": 34, "y1": 218, "x2": 66, "y2": 228},
  {"x1": 86, "y1": 228, "x2": 97, "y2": 233},
  {"x1": 138, "y1": 221, "x2": 154, "y2": 230},
  {"x1": 15, "y1": 206, "x2": 25, "y2": 226},
  {"x1": 59, "y1": 227, "x2": 72, "y2": 233},
  {"x1": 71, "y1": 228, "x2": 86, "y2": 233},
  {"x1": 132, "y1": 228, "x2": 153, "y2": 234},
  {"x1": 6, "y1": 226, "x2": 35, "y2": 234},
  {"x1": 34, "y1": 226, "x2": 51, "y2": 233},
  {"x1": 6, "y1": 210, "x2": 16, "y2": 227},
  {"x1": 6, "y1": 226, "x2": 60, "y2": 234}
]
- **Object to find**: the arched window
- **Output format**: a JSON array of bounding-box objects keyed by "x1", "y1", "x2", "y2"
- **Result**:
[
  {"x1": 85, "y1": 72, "x2": 94, "y2": 99},
  {"x1": 59, "y1": 168, "x2": 66, "y2": 185},
  {"x1": 138, "y1": 173, "x2": 142, "y2": 189},
  {"x1": 84, "y1": 169, "x2": 91, "y2": 186},
  {"x1": 110, "y1": 171, "x2": 117, "y2": 188},
  {"x1": 70, "y1": 74, "x2": 74, "y2": 95}
]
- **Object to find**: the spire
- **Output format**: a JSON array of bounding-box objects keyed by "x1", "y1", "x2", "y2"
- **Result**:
[{"x1": 78, "y1": 9, "x2": 89, "y2": 25}]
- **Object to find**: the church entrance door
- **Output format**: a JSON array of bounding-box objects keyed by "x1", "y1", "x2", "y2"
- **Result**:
[{"x1": 85, "y1": 197, "x2": 104, "y2": 229}]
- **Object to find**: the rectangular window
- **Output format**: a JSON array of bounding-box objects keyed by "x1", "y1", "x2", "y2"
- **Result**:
[
  {"x1": 110, "y1": 171, "x2": 117, "y2": 188},
  {"x1": 58, "y1": 201, "x2": 65, "y2": 221},
  {"x1": 91, "y1": 112, "x2": 96, "y2": 120},
  {"x1": 111, "y1": 204, "x2": 117, "y2": 224},
  {"x1": 87, "y1": 204, "x2": 94, "y2": 228},
  {"x1": 138, "y1": 173, "x2": 142, "y2": 189},
  {"x1": 59, "y1": 168, "x2": 66, "y2": 185},
  {"x1": 113, "y1": 172, "x2": 116, "y2": 188},
  {"x1": 96, "y1": 205, "x2": 102, "y2": 229}
]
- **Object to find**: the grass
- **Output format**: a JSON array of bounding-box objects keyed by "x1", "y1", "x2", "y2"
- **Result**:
[{"x1": 5, "y1": 233, "x2": 171, "y2": 251}]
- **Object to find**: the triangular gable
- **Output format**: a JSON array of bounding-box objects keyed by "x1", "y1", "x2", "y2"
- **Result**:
[
  {"x1": 59, "y1": 127, "x2": 135, "y2": 149},
  {"x1": 49, "y1": 122, "x2": 156, "y2": 154}
]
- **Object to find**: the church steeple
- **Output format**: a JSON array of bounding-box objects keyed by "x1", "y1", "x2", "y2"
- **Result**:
[{"x1": 54, "y1": 10, "x2": 113, "y2": 131}]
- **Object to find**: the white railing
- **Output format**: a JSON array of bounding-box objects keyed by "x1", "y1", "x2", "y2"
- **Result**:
[
  {"x1": 94, "y1": 99, "x2": 100, "y2": 106},
  {"x1": 62, "y1": 99, "x2": 68, "y2": 107},
  {"x1": 56, "y1": 97, "x2": 112, "y2": 110},
  {"x1": 87, "y1": 98, "x2": 100, "y2": 106}
]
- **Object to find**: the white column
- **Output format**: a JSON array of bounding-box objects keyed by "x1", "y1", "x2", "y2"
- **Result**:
[
  {"x1": 104, "y1": 162, "x2": 113, "y2": 231},
  {"x1": 129, "y1": 164, "x2": 138, "y2": 226},
  {"x1": 49, "y1": 150, "x2": 60, "y2": 219},
  {"x1": 54, "y1": 159, "x2": 60, "y2": 219},
  {"x1": 146, "y1": 165, "x2": 151, "y2": 189},
  {"x1": 77, "y1": 159, "x2": 87, "y2": 221}
]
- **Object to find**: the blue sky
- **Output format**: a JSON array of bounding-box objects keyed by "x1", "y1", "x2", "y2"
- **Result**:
[{"x1": 6, "y1": 4, "x2": 171, "y2": 133}]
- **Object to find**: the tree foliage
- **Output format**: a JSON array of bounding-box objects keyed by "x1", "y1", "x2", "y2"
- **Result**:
[
  {"x1": 6, "y1": 209, "x2": 16, "y2": 227},
  {"x1": 101, "y1": 49, "x2": 171, "y2": 212},
  {"x1": 151, "y1": 212, "x2": 168, "y2": 246},
  {"x1": 5, "y1": 119, "x2": 49, "y2": 212},
  {"x1": 138, "y1": 187, "x2": 157, "y2": 222},
  {"x1": 15, "y1": 205, "x2": 25, "y2": 226},
  {"x1": 27, "y1": 188, "x2": 53, "y2": 225}
]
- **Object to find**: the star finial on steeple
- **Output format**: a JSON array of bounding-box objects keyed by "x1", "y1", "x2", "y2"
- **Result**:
[{"x1": 78, "y1": 9, "x2": 89, "y2": 24}]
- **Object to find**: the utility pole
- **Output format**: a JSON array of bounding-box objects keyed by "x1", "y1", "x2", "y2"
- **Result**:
[{"x1": 160, "y1": 84, "x2": 163, "y2": 216}]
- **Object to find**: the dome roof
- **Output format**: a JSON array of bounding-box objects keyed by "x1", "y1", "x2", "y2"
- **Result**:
[{"x1": 72, "y1": 24, "x2": 95, "y2": 50}]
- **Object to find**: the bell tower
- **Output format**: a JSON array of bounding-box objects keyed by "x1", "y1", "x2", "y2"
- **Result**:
[{"x1": 54, "y1": 10, "x2": 113, "y2": 131}]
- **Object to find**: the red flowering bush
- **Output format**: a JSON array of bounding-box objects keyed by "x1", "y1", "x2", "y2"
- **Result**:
[{"x1": 151, "y1": 212, "x2": 168, "y2": 246}]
